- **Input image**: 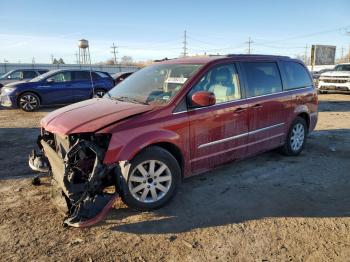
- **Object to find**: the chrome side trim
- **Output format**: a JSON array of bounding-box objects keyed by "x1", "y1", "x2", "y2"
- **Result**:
[
  {"x1": 191, "y1": 132, "x2": 285, "y2": 163},
  {"x1": 198, "y1": 132, "x2": 249, "y2": 149},
  {"x1": 249, "y1": 122, "x2": 285, "y2": 135},
  {"x1": 198, "y1": 122, "x2": 285, "y2": 149}
]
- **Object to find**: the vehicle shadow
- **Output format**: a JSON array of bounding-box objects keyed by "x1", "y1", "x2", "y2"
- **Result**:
[
  {"x1": 110, "y1": 128, "x2": 350, "y2": 234},
  {"x1": 318, "y1": 100, "x2": 350, "y2": 112}
]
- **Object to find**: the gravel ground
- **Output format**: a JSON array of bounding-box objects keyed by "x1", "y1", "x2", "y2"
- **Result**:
[{"x1": 0, "y1": 94, "x2": 350, "y2": 262}]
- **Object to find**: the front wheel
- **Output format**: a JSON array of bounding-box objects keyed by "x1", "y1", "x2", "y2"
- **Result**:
[
  {"x1": 280, "y1": 117, "x2": 307, "y2": 156},
  {"x1": 18, "y1": 92, "x2": 40, "y2": 112},
  {"x1": 120, "y1": 146, "x2": 181, "y2": 211},
  {"x1": 93, "y1": 88, "x2": 107, "y2": 98}
]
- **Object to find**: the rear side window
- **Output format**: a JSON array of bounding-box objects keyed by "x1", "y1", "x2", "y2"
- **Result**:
[
  {"x1": 242, "y1": 62, "x2": 282, "y2": 97},
  {"x1": 23, "y1": 71, "x2": 37, "y2": 78},
  {"x1": 73, "y1": 71, "x2": 91, "y2": 81},
  {"x1": 282, "y1": 61, "x2": 312, "y2": 90}
]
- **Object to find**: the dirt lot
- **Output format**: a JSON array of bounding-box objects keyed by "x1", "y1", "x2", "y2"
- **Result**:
[{"x1": 0, "y1": 94, "x2": 350, "y2": 262}]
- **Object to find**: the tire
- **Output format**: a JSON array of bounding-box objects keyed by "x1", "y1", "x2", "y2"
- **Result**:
[
  {"x1": 119, "y1": 146, "x2": 181, "y2": 211},
  {"x1": 18, "y1": 92, "x2": 40, "y2": 112},
  {"x1": 280, "y1": 117, "x2": 307, "y2": 156},
  {"x1": 93, "y1": 88, "x2": 107, "y2": 98}
]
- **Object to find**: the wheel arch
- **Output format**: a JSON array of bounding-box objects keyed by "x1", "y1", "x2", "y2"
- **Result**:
[
  {"x1": 296, "y1": 112, "x2": 310, "y2": 130},
  {"x1": 143, "y1": 142, "x2": 184, "y2": 179},
  {"x1": 104, "y1": 130, "x2": 187, "y2": 178},
  {"x1": 17, "y1": 90, "x2": 42, "y2": 106}
]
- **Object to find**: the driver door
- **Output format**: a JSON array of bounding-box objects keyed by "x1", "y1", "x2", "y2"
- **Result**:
[{"x1": 188, "y1": 63, "x2": 249, "y2": 174}]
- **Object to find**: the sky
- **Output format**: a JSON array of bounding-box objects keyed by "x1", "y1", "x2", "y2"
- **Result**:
[{"x1": 0, "y1": 0, "x2": 349, "y2": 64}]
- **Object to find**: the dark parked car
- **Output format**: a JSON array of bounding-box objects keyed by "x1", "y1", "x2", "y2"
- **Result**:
[
  {"x1": 29, "y1": 55, "x2": 318, "y2": 227},
  {"x1": 0, "y1": 69, "x2": 114, "y2": 111},
  {"x1": 0, "y1": 69, "x2": 49, "y2": 88},
  {"x1": 112, "y1": 71, "x2": 135, "y2": 85}
]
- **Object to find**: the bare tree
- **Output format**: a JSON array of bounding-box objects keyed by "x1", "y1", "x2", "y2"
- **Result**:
[{"x1": 121, "y1": 56, "x2": 133, "y2": 65}]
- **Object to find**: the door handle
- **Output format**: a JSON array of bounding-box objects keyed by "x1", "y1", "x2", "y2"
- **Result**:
[
  {"x1": 234, "y1": 107, "x2": 246, "y2": 114},
  {"x1": 252, "y1": 104, "x2": 262, "y2": 109}
]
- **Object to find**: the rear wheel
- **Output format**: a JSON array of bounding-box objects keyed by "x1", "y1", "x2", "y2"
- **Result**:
[
  {"x1": 120, "y1": 146, "x2": 181, "y2": 211},
  {"x1": 93, "y1": 88, "x2": 107, "y2": 98},
  {"x1": 280, "y1": 117, "x2": 307, "y2": 156},
  {"x1": 18, "y1": 92, "x2": 40, "y2": 112}
]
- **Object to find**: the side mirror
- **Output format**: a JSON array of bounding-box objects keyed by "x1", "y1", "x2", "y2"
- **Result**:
[
  {"x1": 190, "y1": 91, "x2": 216, "y2": 107},
  {"x1": 47, "y1": 78, "x2": 55, "y2": 83}
]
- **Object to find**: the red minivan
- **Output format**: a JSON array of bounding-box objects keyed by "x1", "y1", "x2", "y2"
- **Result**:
[{"x1": 29, "y1": 55, "x2": 318, "y2": 227}]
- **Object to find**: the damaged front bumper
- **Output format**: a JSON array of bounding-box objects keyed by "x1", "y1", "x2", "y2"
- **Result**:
[{"x1": 29, "y1": 131, "x2": 120, "y2": 228}]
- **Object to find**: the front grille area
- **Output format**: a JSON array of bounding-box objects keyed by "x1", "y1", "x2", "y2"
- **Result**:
[
  {"x1": 54, "y1": 134, "x2": 70, "y2": 158},
  {"x1": 322, "y1": 79, "x2": 348, "y2": 84}
]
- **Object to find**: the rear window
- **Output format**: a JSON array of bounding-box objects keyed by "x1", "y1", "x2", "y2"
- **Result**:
[
  {"x1": 282, "y1": 61, "x2": 312, "y2": 90},
  {"x1": 23, "y1": 71, "x2": 37, "y2": 78},
  {"x1": 73, "y1": 71, "x2": 91, "y2": 81},
  {"x1": 242, "y1": 62, "x2": 283, "y2": 97}
]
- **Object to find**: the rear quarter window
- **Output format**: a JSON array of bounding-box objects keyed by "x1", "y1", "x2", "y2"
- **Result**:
[{"x1": 282, "y1": 61, "x2": 312, "y2": 90}]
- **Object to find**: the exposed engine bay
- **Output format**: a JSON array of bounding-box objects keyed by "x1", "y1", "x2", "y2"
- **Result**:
[{"x1": 29, "y1": 129, "x2": 120, "y2": 227}]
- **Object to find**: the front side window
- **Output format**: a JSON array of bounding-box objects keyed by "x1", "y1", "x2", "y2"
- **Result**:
[
  {"x1": 282, "y1": 61, "x2": 312, "y2": 90},
  {"x1": 189, "y1": 64, "x2": 241, "y2": 104},
  {"x1": 49, "y1": 72, "x2": 72, "y2": 82},
  {"x1": 243, "y1": 62, "x2": 282, "y2": 97},
  {"x1": 108, "y1": 63, "x2": 202, "y2": 105},
  {"x1": 9, "y1": 71, "x2": 22, "y2": 79}
]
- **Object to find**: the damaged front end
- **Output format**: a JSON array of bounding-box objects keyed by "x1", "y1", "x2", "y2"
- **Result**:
[{"x1": 29, "y1": 130, "x2": 120, "y2": 228}]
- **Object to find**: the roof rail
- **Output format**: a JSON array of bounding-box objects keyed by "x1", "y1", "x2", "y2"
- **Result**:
[{"x1": 226, "y1": 54, "x2": 290, "y2": 59}]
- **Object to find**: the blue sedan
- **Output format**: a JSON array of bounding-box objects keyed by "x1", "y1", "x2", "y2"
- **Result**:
[{"x1": 0, "y1": 69, "x2": 115, "y2": 111}]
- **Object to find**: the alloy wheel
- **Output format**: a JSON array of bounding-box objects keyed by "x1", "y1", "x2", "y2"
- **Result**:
[
  {"x1": 128, "y1": 160, "x2": 172, "y2": 203},
  {"x1": 290, "y1": 123, "x2": 305, "y2": 152},
  {"x1": 93, "y1": 90, "x2": 106, "y2": 98},
  {"x1": 19, "y1": 94, "x2": 38, "y2": 111}
]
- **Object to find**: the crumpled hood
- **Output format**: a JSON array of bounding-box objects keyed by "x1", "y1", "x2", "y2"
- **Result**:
[
  {"x1": 41, "y1": 98, "x2": 154, "y2": 135},
  {"x1": 321, "y1": 71, "x2": 350, "y2": 77}
]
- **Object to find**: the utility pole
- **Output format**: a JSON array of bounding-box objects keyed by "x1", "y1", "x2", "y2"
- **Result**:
[
  {"x1": 340, "y1": 46, "x2": 344, "y2": 63},
  {"x1": 246, "y1": 37, "x2": 254, "y2": 54},
  {"x1": 182, "y1": 30, "x2": 187, "y2": 57},
  {"x1": 74, "y1": 52, "x2": 79, "y2": 64},
  {"x1": 50, "y1": 54, "x2": 54, "y2": 64},
  {"x1": 304, "y1": 45, "x2": 308, "y2": 65},
  {"x1": 111, "y1": 43, "x2": 118, "y2": 64},
  {"x1": 32, "y1": 57, "x2": 35, "y2": 64},
  {"x1": 347, "y1": 31, "x2": 350, "y2": 62}
]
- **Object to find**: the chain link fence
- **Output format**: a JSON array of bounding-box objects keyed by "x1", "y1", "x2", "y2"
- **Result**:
[{"x1": 0, "y1": 63, "x2": 140, "y2": 75}]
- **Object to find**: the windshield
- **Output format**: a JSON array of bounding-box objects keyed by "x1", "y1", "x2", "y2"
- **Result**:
[
  {"x1": 107, "y1": 63, "x2": 202, "y2": 105},
  {"x1": 0, "y1": 70, "x2": 15, "y2": 79},
  {"x1": 334, "y1": 64, "x2": 350, "y2": 72}
]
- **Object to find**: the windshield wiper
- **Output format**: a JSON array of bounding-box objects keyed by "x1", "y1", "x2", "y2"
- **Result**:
[{"x1": 113, "y1": 96, "x2": 148, "y2": 105}]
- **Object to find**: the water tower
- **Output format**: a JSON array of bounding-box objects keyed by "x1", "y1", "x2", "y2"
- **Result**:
[{"x1": 78, "y1": 39, "x2": 91, "y2": 64}]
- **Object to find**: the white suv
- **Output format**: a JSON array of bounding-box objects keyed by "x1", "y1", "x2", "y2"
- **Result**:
[{"x1": 318, "y1": 63, "x2": 350, "y2": 93}]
